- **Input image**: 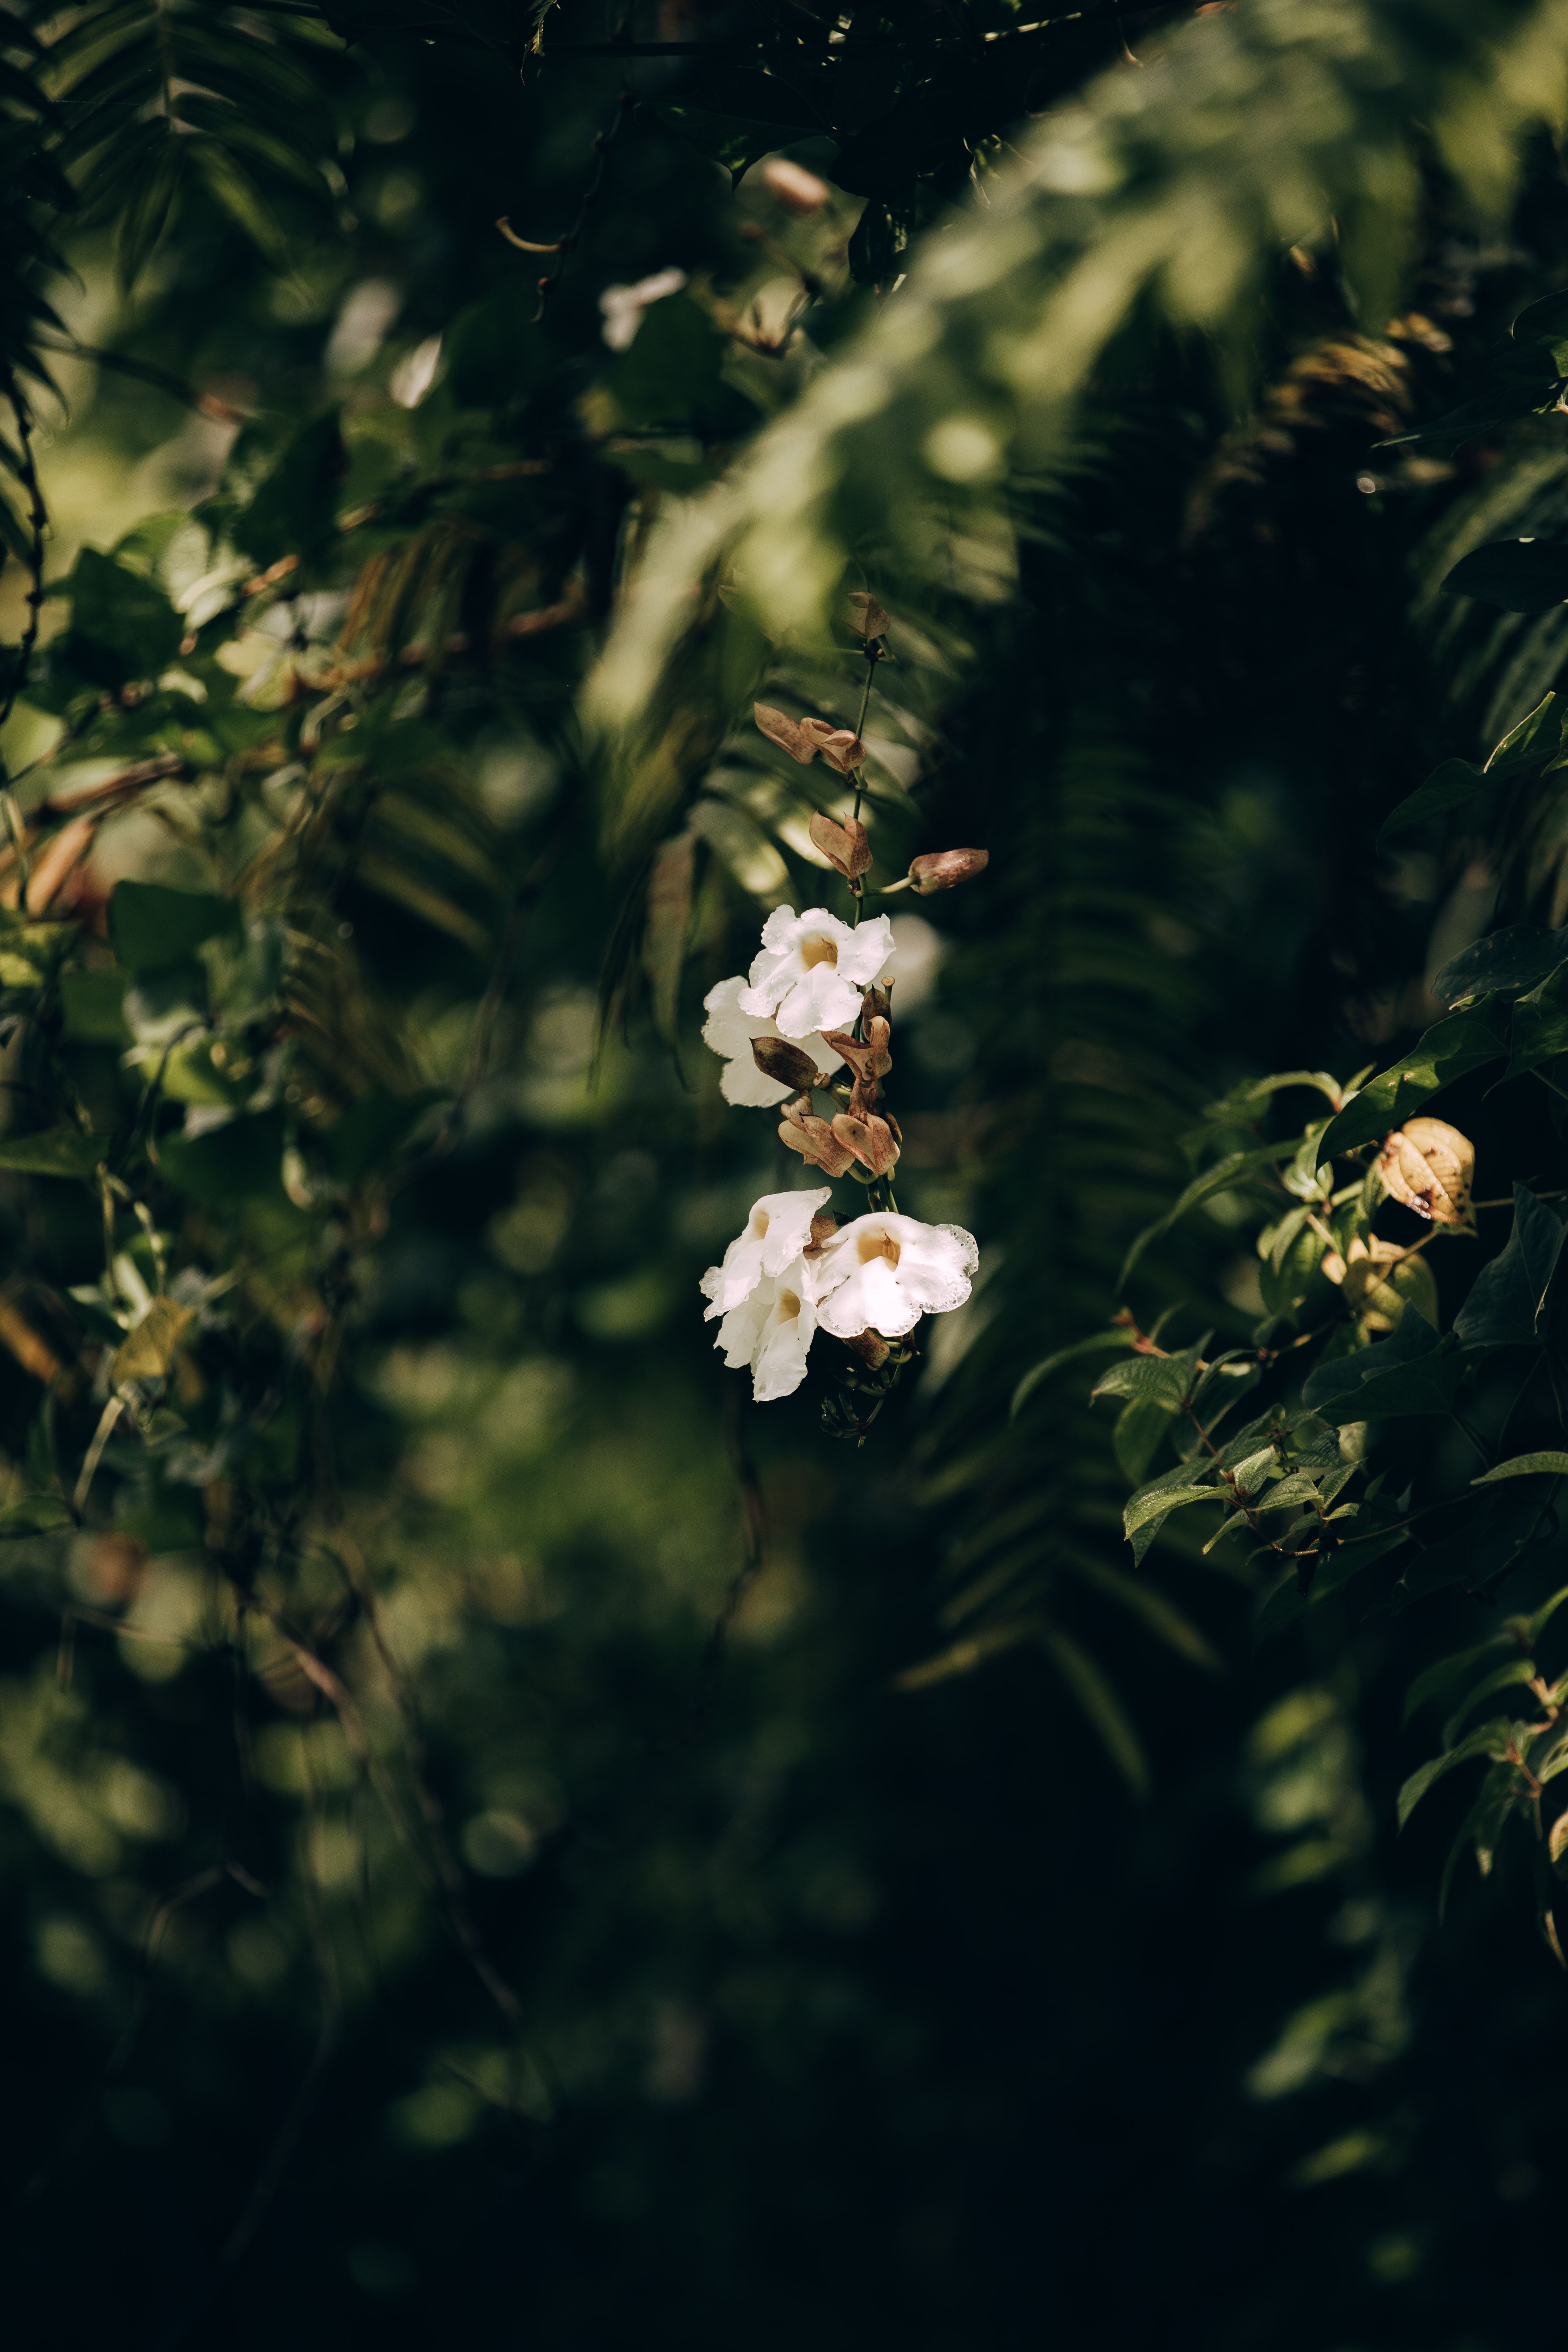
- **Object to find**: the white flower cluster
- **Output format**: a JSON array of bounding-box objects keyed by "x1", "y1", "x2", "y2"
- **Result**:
[
  {"x1": 699, "y1": 903, "x2": 980, "y2": 1405},
  {"x1": 700, "y1": 1188, "x2": 978, "y2": 1401}
]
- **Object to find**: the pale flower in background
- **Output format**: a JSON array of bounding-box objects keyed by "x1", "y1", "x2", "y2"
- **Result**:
[
  {"x1": 711, "y1": 1257, "x2": 819, "y2": 1401},
  {"x1": 599, "y1": 266, "x2": 688, "y2": 351},
  {"x1": 814, "y1": 1214, "x2": 978, "y2": 1340},
  {"x1": 701, "y1": 976, "x2": 834, "y2": 1107},
  {"x1": 699, "y1": 1186, "x2": 832, "y2": 1319},
  {"x1": 739, "y1": 906, "x2": 895, "y2": 1039}
]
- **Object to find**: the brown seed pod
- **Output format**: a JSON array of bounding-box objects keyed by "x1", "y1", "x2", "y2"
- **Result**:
[
  {"x1": 831, "y1": 1109, "x2": 900, "y2": 1176},
  {"x1": 751, "y1": 1036, "x2": 821, "y2": 1092},
  {"x1": 798, "y1": 717, "x2": 865, "y2": 774},
  {"x1": 820, "y1": 1017, "x2": 892, "y2": 1084},
  {"x1": 808, "y1": 809, "x2": 872, "y2": 878},
  {"x1": 1378, "y1": 1116, "x2": 1474, "y2": 1224},
  {"x1": 909, "y1": 846, "x2": 989, "y2": 893},
  {"x1": 754, "y1": 702, "x2": 817, "y2": 764},
  {"x1": 779, "y1": 1097, "x2": 855, "y2": 1176}
]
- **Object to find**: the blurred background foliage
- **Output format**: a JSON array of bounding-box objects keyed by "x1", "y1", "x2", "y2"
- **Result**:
[{"x1": 5, "y1": 2, "x2": 1568, "y2": 2346}]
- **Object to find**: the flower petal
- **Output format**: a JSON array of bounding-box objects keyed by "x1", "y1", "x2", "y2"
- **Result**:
[
  {"x1": 836, "y1": 912, "x2": 896, "y2": 987},
  {"x1": 817, "y1": 1254, "x2": 916, "y2": 1340},
  {"x1": 887, "y1": 1218, "x2": 978, "y2": 1315},
  {"x1": 774, "y1": 965, "x2": 862, "y2": 1038}
]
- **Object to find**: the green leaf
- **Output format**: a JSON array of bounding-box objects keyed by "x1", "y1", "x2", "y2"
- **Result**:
[
  {"x1": 1039, "y1": 1625, "x2": 1148, "y2": 1798},
  {"x1": 1300, "y1": 1305, "x2": 1463, "y2": 1421},
  {"x1": 59, "y1": 545, "x2": 183, "y2": 686},
  {"x1": 642, "y1": 831, "x2": 695, "y2": 1053},
  {"x1": 1443, "y1": 539, "x2": 1568, "y2": 611},
  {"x1": 58, "y1": 968, "x2": 132, "y2": 1044},
  {"x1": 1092, "y1": 1336, "x2": 1208, "y2": 1410},
  {"x1": 1485, "y1": 691, "x2": 1562, "y2": 775},
  {"x1": 1439, "y1": 1762, "x2": 1523, "y2": 1915},
  {"x1": 1011, "y1": 1327, "x2": 1133, "y2": 1417},
  {"x1": 158, "y1": 1109, "x2": 287, "y2": 1208},
  {"x1": 111, "y1": 1296, "x2": 195, "y2": 1385},
  {"x1": 1313, "y1": 995, "x2": 1512, "y2": 1163},
  {"x1": 1377, "y1": 758, "x2": 1486, "y2": 845},
  {"x1": 1431, "y1": 923, "x2": 1568, "y2": 1007},
  {"x1": 1112, "y1": 1395, "x2": 1173, "y2": 1486},
  {"x1": 232, "y1": 406, "x2": 346, "y2": 567},
  {"x1": 0, "y1": 1127, "x2": 107, "y2": 1178},
  {"x1": 1123, "y1": 1482, "x2": 1223, "y2": 1538},
  {"x1": 110, "y1": 881, "x2": 237, "y2": 977},
  {"x1": 1472, "y1": 1451, "x2": 1568, "y2": 1483},
  {"x1": 1398, "y1": 1722, "x2": 1517, "y2": 1829},
  {"x1": 1118, "y1": 1142, "x2": 1293, "y2": 1283},
  {"x1": 1455, "y1": 1184, "x2": 1566, "y2": 1346},
  {"x1": 1504, "y1": 959, "x2": 1568, "y2": 1081},
  {"x1": 608, "y1": 293, "x2": 727, "y2": 430},
  {"x1": 1404, "y1": 1636, "x2": 1513, "y2": 1726},
  {"x1": 1392, "y1": 1484, "x2": 1551, "y2": 1610},
  {"x1": 1443, "y1": 1658, "x2": 1540, "y2": 1747},
  {"x1": 0, "y1": 1493, "x2": 72, "y2": 1536}
]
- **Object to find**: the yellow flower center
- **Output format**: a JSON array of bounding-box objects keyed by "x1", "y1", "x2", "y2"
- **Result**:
[
  {"x1": 856, "y1": 1228, "x2": 900, "y2": 1268},
  {"x1": 800, "y1": 934, "x2": 839, "y2": 970}
]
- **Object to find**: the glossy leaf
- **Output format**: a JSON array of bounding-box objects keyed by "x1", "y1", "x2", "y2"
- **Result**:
[
  {"x1": 1314, "y1": 996, "x2": 1511, "y2": 1162},
  {"x1": 1377, "y1": 758, "x2": 1486, "y2": 845},
  {"x1": 1454, "y1": 1184, "x2": 1566, "y2": 1346},
  {"x1": 1398, "y1": 1722, "x2": 1517, "y2": 1829},
  {"x1": 1443, "y1": 539, "x2": 1568, "y2": 611},
  {"x1": 1300, "y1": 1307, "x2": 1463, "y2": 1421}
]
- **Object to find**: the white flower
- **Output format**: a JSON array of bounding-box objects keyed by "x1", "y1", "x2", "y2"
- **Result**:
[
  {"x1": 701, "y1": 975, "x2": 835, "y2": 1107},
  {"x1": 814, "y1": 1213, "x2": 978, "y2": 1340},
  {"x1": 712, "y1": 1256, "x2": 818, "y2": 1401},
  {"x1": 699, "y1": 1186, "x2": 832, "y2": 1319},
  {"x1": 599, "y1": 266, "x2": 688, "y2": 352},
  {"x1": 737, "y1": 905, "x2": 895, "y2": 1040}
]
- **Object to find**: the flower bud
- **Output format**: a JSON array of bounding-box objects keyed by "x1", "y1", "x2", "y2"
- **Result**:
[
  {"x1": 841, "y1": 1328, "x2": 892, "y2": 1369},
  {"x1": 863, "y1": 982, "x2": 893, "y2": 1023},
  {"x1": 1378, "y1": 1116, "x2": 1474, "y2": 1224},
  {"x1": 831, "y1": 1109, "x2": 900, "y2": 1176},
  {"x1": 846, "y1": 592, "x2": 889, "y2": 640},
  {"x1": 779, "y1": 1097, "x2": 855, "y2": 1176},
  {"x1": 798, "y1": 717, "x2": 865, "y2": 774},
  {"x1": 754, "y1": 702, "x2": 817, "y2": 765},
  {"x1": 909, "y1": 847, "x2": 989, "y2": 893},
  {"x1": 821, "y1": 1020, "x2": 891, "y2": 1085},
  {"x1": 761, "y1": 156, "x2": 832, "y2": 214},
  {"x1": 807, "y1": 1210, "x2": 839, "y2": 1252},
  {"x1": 808, "y1": 810, "x2": 872, "y2": 878},
  {"x1": 751, "y1": 1036, "x2": 821, "y2": 1092}
]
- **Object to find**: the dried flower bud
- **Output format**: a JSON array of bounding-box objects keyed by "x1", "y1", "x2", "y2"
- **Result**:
[
  {"x1": 808, "y1": 810, "x2": 872, "y2": 878},
  {"x1": 779, "y1": 1097, "x2": 855, "y2": 1176},
  {"x1": 831, "y1": 1110, "x2": 900, "y2": 1176},
  {"x1": 1378, "y1": 1116, "x2": 1474, "y2": 1225},
  {"x1": 846, "y1": 591, "x2": 890, "y2": 640},
  {"x1": 909, "y1": 847, "x2": 989, "y2": 894},
  {"x1": 806, "y1": 1209, "x2": 839, "y2": 1252},
  {"x1": 798, "y1": 717, "x2": 865, "y2": 774},
  {"x1": 863, "y1": 982, "x2": 893, "y2": 1023},
  {"x1": 761, "y1": 157, "x2": 832, "y2": 214},
  {"x1": 754, "y1": 702, "x2": 817, "y2": 764},
  {"x1": 751, "y1": 1035, "x2": 821, "y2": 1092},
  {"x1": 821, "y1": 1018, "x2": 892, "y2": 1084},
  {"x1": 841, "y1": 1328, "x2": 892, "y2": 1369}
]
